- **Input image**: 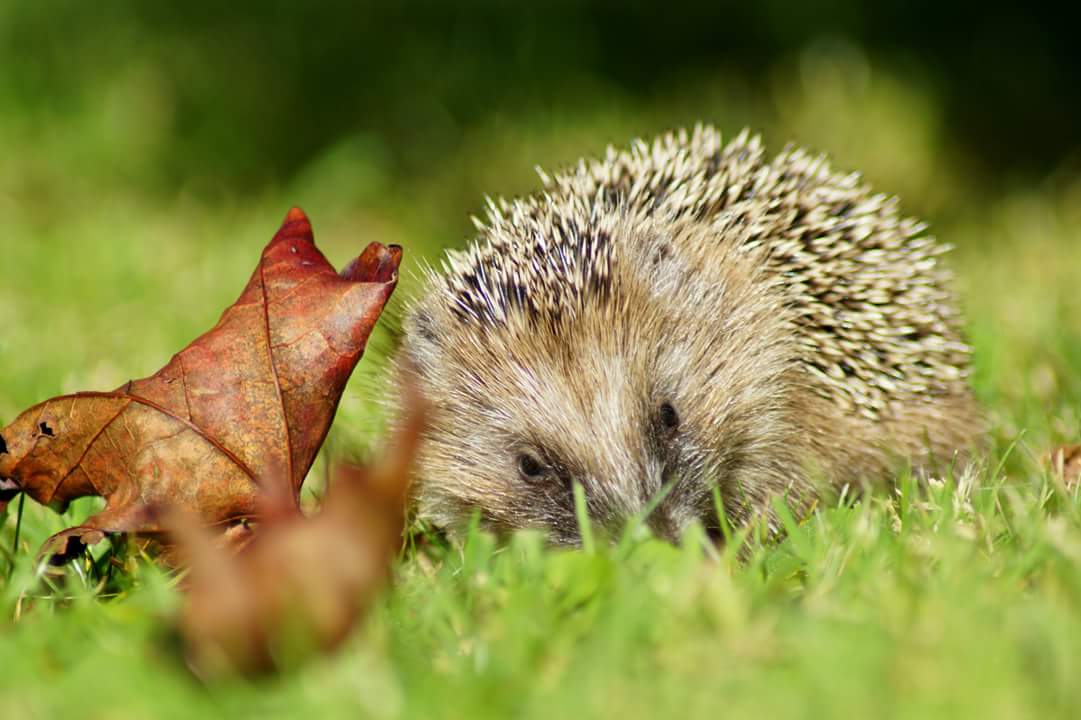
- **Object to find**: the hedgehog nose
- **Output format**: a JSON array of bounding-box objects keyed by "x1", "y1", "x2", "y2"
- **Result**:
[{"x1": 644, "y1": 506, "x2": 682, "y2": 544}]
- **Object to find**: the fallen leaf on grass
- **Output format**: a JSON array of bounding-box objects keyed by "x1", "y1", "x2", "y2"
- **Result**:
[
  {"x1": 0, "y1": 208, "x2": 401, "y2": 562},
  {"x1": 169, "y1": 379, "x2": 426, "y2": 678}
]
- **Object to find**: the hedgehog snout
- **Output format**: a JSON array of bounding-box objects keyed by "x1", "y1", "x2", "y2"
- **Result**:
[
  {"x1": 577, "y1": 459, "x2": 689, "y2": 543},
  {"x1": 643, "y1": 506, "x2": 683, "y2": 543}
]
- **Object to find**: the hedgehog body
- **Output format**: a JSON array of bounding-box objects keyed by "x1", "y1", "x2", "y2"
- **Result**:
[{"x1": 395, "y1": 125, "x2": 982, "y2": 543}]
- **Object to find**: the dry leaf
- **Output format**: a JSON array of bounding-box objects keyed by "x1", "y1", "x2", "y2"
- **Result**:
[
  {"x1": 170, "y1": 379, "x2": 426, "y2": 678},
  {"x1": 0, "y1": 208, "x2": 401, "y2": 562}
]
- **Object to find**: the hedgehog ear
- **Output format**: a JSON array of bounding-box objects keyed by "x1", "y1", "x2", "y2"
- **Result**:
[
  {"x1": 412, "y1": 310, "x2": 439, "y2": 346},
  {"x1": 401, "y1": 309, "x2": 443, "y2": 380}
]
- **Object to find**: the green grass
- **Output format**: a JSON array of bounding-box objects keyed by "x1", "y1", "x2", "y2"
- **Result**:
[
  {"x1": 5, "y1": 477, "x2": 1081, "y2": 718},
  {"x1": 3, "y1": 55, "x2": 1081, "y2": 719}
]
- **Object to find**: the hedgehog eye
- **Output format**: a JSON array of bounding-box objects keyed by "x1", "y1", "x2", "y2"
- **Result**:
[
  {"x1": 517, "y1": 451, "x2": 547, "y2": 481},
  {"x1": 658, "y1": 401, "x2": 680, "y2": 433}
]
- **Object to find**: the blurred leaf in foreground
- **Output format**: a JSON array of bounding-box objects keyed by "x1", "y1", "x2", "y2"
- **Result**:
[{"x1": 169, "y1": 378, "x2": 426, "y2": 678}]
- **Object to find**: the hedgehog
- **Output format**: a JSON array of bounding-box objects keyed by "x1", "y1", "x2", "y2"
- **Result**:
[{"x1": 391, "y1": 125, "x2": 983, "y2": 544}]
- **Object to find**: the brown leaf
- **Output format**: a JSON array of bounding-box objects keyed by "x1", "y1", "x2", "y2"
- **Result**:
[
  {"x1": 1044, "y1": 444, "x2": 1081, "y2": 489},
  {"x1": 171, "y1": 379, "x2": 427, "y2": 678},
  {"x1": 0, "y1": 208, "x2": 402, "y2": 562}
]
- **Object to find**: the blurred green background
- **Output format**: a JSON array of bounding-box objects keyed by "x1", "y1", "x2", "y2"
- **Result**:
[{"x1": 1, "y1": 0, "x2": 1079, "y2": 451}]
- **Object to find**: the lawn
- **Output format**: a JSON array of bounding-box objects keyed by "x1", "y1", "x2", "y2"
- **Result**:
[{"x1": 2, "y1": 48, "x2": 1081, "y2": 719}]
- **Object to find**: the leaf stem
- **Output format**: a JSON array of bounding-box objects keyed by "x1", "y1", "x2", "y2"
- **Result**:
[{"x1": 9, "y1": 492, "x2": 25, "y2": 577}]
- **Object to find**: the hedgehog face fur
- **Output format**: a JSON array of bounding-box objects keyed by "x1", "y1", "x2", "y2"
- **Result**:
[{"x1": 395, "y1": 125, "x2": 982, "y2": 544}]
